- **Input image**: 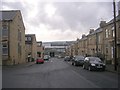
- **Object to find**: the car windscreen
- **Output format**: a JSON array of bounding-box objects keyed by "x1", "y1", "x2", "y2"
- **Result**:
[
  {"x1": 89, "y1": 57, "x2": 102, "y2": 63},
  {"x1": 65, "y1": 56, "x2": 69, "y2": 58},
  {"x1": 75, "y1": 56, "x2": 84, "y2": 60},
  {"x1": 44, "y1": 55, "x2": 49, "y2": 58}
]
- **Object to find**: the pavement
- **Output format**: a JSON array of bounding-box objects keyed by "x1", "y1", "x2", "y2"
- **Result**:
[
  {"x1": 0, "y1": 66, "x2": 2, "y2": 90},
  {"x1": 106, "y1": 64, "x2": 119, "y2": 73},
  {"x1": 2, "y1": 61, "x2": 36, "y2": 69}
]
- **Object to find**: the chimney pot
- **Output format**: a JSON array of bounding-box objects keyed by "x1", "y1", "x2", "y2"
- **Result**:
[
  {"x1": 100, "y1": 21, "x2": 106, "y2": 28},
  {"x1": 82, "y1": 34, "x2": 86, "y2": 38},
  {"x1": 89, "y1": 29, "x2": 94, "y2": 34}
]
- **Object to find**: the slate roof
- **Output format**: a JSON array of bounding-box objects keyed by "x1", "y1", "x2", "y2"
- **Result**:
[
  {"x1": 87, "y1": 14, "x2": 120, "y2": 36},
  {"x1": 107, "y1": 15, "x2": 120, "y2": 25},
  {"x1": 25, "y1": 34, "x2": 36, "y2": 37},
  {"x1": 0, "y1": 10, "x2": 19, "y2": 21}
]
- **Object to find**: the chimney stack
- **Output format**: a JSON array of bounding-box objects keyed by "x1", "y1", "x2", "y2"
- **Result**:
[
  {"x1": 82, "y1": 34, "x2": 86, "y2": 38},
  {"x1": 89, "y1": 29, "x2": 94, "y2": 34},
  {"x1": 100, "y1": 21, "x2": 106, "y2": 28},
  {"x1": 76, "y1": 38, "x2": 79, "y2": 41}
]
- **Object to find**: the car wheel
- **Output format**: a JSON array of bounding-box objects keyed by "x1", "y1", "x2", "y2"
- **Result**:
[
  {"x1": 88, "y1": 66, "x2": 92, "y2": 71},
  {"x1": 74, "y1": 62, "x2": 77, "y2": 66},
  {"x1": 83, "y1": 65, "x2": 85, "y2": 69},
  {"x1": 72, "y1": 62, "x2": 74, "y2": 65},
  {"x1": 102, "y1": 68, "x2": 105, "y2": 71}
]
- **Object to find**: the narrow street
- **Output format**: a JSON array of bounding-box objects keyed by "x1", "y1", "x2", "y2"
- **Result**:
[{"x1": 3, "y1": 58, "x2": 118, "y2": 88}]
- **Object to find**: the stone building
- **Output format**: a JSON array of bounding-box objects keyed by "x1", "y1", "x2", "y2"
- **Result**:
[
  {"x1": 65, "y1": 46, "x2": 70, "y2": 56},
  {"x1": 1, "y1": 10, "x2": 26, "y2": 65},
  {"x1": 65, "y1": 2, "x2": 120, "y2": 67},
  {"x1": 102, "y1": 15, "x2": 120, "y2": 64},
  {"x1": 25, "y1": 34, "x2": 37, "y2": 62},
  {"x1": 43, "y1": 41, "x2": 75, "y2": 57},
  {"x1": 67, "y1": 13, "x2": 120, "y2": 65},
  {"x1": 87, "y1": 29, "x2": 97, "y2": 56},
  {"x1": 37, "y1": 41, "x2": 44, "y2": 59},
  {"x1": 78, "y1": 34, "x2": 87, "y2": 56},
  {"x1": 71, "y1": 40, "x2": 78, "y2": 56},
  {"x1": 65, "y1": 41, "x2": 75, "y2": 56}
]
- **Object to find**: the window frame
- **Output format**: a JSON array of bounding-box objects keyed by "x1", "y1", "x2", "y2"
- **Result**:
[
  {"x1": 105, "y1": 29, "x2": 109, "y2": 38},
  {"x1": 2, "y1": 42, "x2": 8, "y2": 55},
  {"x1": 2, "y1": 25, "x2": 8, "y2": 37}
]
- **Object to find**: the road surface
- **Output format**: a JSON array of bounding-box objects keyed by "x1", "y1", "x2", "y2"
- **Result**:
[{"x1": 2, "y1": 58, "x2": 118, "y2": 88}]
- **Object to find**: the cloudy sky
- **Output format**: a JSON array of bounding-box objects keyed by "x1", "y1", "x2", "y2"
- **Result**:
[{"x1": 1, "y1": 0, "x2": 120, "y2": 42}]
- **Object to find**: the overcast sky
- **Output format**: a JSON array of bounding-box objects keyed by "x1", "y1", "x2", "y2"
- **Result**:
[{"x1": 1, "y1": 0, "x2": 120, "y2": 42}]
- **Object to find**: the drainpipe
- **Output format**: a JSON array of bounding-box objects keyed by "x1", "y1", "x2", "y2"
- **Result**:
[
  {"x1": 96, "y1": 33, "x2": 98, "y2": 57},
  {"x1": 7, "y1": 20, "x2": 12, "y2": 65}
]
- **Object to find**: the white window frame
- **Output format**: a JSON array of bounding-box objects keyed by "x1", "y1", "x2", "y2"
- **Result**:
[
  {"x1": 2, "y1": 42, "x2": 8, "y2": 55},
  {"x1": 105, "y1": 29, "x2": 108, "y2": 38},
  {"x1": 111, "y1": 46, "x2": 114, "y2": 58},
  {"x1": 2, "y1": 25, "x2": 8, "y2": 30},
  {"x1": 2, "y1": 25, "x2": 8, "y2": 37},
  {"x1": 111, "y1": 26, "x2": 115, "y2": 37},
  {"x1": 25, "y1": 37, "x2": 27, "y2": 41}
]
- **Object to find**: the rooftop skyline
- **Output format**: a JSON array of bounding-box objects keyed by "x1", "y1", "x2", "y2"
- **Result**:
[{"x1": 1, "y1": 0, "x2": 120, "y2": 42}]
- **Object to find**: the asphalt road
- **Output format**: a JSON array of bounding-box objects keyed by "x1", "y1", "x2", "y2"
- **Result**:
[
  {"x1": 2, "y1": 58, "x2": 118, "y2": 88},
  {"x1": 0, "y1": 66, "x2": 2, "y2": 90}
]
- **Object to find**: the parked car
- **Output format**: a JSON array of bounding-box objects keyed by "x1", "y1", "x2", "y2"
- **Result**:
[
  {"x1": 36, "y1": 58, "x2": 44, "y2": 64},
  {"x1": 58, "y1": 55, "x2": 62, "y2": 58},
  {"x1": 72, "y1": 56, "x2": 84, "y2": 66},
  {"x1": 44, "y1": 55, "x2": 50, "y2": 61},
  {"x1": 83, "y1": 57, "x2": 106, "y2": 71},
  {"x1": 70, "y1": 56, "x2": 75, "y2": 61},
  {"x1": 64, "y1": 56, "x2": 70, "y2": 61}
]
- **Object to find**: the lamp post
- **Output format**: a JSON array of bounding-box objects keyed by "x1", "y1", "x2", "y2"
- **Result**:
[
  {"x1": 113, "y1": 0, "x2": 117, "y2": 71},
  {"x1": 0, "y1": 27, "x2": 2, "y2": 66}
]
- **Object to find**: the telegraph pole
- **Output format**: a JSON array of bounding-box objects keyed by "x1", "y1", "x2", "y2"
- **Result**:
[
  {"x1": 113, "y1": 0, "x2": 117, "y2": 71},
  {"x1": 0, "y1": 23, "x2": 2, "y2": 65}
]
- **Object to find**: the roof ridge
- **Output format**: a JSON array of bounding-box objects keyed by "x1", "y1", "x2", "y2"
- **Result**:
[
  {"x1": 0, "y1": 10, "x2": 19, "y2": 20},
  {"x1": 0, "y1": 10, "x2": 20, "y2": 12}
]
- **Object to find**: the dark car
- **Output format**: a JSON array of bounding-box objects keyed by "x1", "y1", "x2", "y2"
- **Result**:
[
  {"x1": 36, "y1": 58, "x2": 44, "y2": 64},
  {"x1": 83, "y1": 57, "x2": 106, "y2": 71},
  {"x1": 70, "y1": 56, "x2": 75, "y2": 61},
  {"x1": 64, "y1": 56, "x2": 70, "y2": 61},
  {"x1": 72, "y1": 56, "x2": 84, "y2": 66}
]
